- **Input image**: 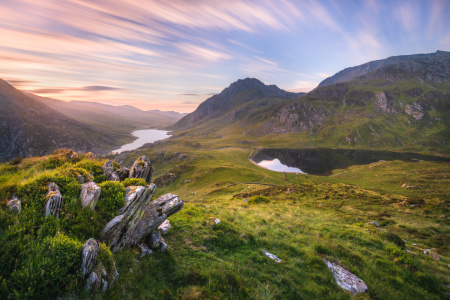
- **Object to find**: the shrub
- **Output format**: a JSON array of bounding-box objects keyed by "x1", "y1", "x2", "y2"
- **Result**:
[
  {"x1": 97, "y1": 181, "x2": 125, "y2": 222},
  {"x1": 122, "y1": 178, "x2": 147, "y2": 187},
  {"x1": 383, "y1": 232, "x2": 405, "y2": 249},
  {"x1": 8, "y1": 156, "x2": 23, "y2": 165},
  {"x1": 248, "y1": 196, "x2": 271, "y2": 204}
]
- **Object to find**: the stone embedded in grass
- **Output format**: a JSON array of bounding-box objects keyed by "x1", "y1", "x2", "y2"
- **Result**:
[
  {"x1": 7, "y1": 197, "x2": 21, "y2": 214},
  {"x1": 81, "y1": 238, "x2": 100, "y2": 278},
  {"x1": 45, "y1": 182, "x2": 63, "y2": 218},
  {"x1": 80, "y1": 181, "x2": 101, "y2": 210},
  {"x1": 214, "y1": 218, "x2": 221, "y2": 225},
  {"x1": 158, "y1": 220, "x2": 171, "y2": 234},
  {"x1": 324, "y1": 258, "x2": 368, "y2": 295},
  {"x1": 129, "y1": 155, "x2": 153, "y2": 184},
  {"x1": 262, "y1": 249, "x2": 282, "y2": 263}
]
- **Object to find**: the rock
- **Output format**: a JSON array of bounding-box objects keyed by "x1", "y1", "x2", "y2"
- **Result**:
[
  {"x1": 102, "y1": 187, "x2": 184, "y2": 251},
  {"x1": 109, "y1": 172, "x2": 120, "y2": 182},
  {"x1": 153, "y1": 172, "x2": 177, "y2": 187},
  {"x1": 85, "y1": 272, "x2": 101, "y2": 292},
  {"x1": 129, "y1": 156, "x2": 153, "y2": 184},
  {"x1": 405, "y1": 103, "x2": 425, "y2": 120},
  {"x1": 81, "y1": 238, "x2": 100, "y2": 278},
  {"x1": 158, "y1": 220, "x2": 171, "y2": 234},
  {"x1": 432, "y1": 252, "x2": 440, "y2": 261},
  {"x1": 80, "y1": 182, "x2": 101, "y2": 210},
  {"x1": 45, "y1": 183, "x2": 63, "y2": 218},
  {"x1": 324, "y1": 258, "x2": 368, "y2": 295},
  {"x1": 76, "y1": 174, "x2": 85, "y2": 183},
  {"x1": 160, "y1": 237, "x2": 168, "y2": 252},
  {"x1": 115, "y1": 168, "x2": 130, "y2": 181},
  {"x1": 111, "y1": 261, "x2": 119, "y2": 286},
  {"x1": 7, "y1": 197, "x2": 21, "y2": 214},
  {"x1": 369, "y1": 221, "x2": 380, "y2": 228},
  {"x1": 85, "y1": 152, "x2": 95, "y2": 159},
  {"x1": 261, "y1": 249, "x2": 282, "y2": 263},
  {"x1": 138, "y1": 243, "x2": 153, "y2": 257},
  {"x1": 146, "y1": 230, "x2": 161, "y2": 249},
  {"x1": 214, "y1": 218, "x2": 221, "y2": 225},
  {"x1": 102, "y1": 160, "x2": 115, "y2": 179}
]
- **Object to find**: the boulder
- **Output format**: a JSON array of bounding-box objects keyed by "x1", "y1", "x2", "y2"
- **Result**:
[
  {"x1": 146, "y1": 230, "x2": 161, "y2": 249},
  {"x1": 80, "y1": 182, "x2": 101, "y2": 210},
  {"x1": 110, "y1": 172, "x2": 120, "y2": 182},
  {"x1": 158, "y1": 220, "x2": 171, "y2": 235},
  {"x1": 85, "y1": 272, "x2": 101, "y2": 292},
  {"x1": 81, "y1": 238, "x2": 100, "y2": 278},
  {"x1": 115, "y1": 168, "x2": 130, "y2": 181},
  {"x1": 138, "y1": 243, "x2": 153, "y2": 257},
  {"x1": 7, "y1": 197, "x2": 21, "y2": 214},
  {"x1": 85, "y1": 152, "x2": 95, "y2": 159},
  {"x1": 102, "y1": 185, "x2": 184, "y2": 251},
  {"x1": 129, "y1": 156, "x2": 153, "y2": 184},
  {"x1": 324, "y1": 258, "x2": 368, "y2": 295},
  {"x1": 45, "y1": 183, "x2": 63, "y2": 218},
  {"x1": 102, "y1": 160, "x2": 115, "y2": 179}
]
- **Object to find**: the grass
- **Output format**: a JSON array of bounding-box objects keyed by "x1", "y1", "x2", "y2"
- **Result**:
[{"x1": 1, "y1": 145, "x2": 449, "y2": 299}]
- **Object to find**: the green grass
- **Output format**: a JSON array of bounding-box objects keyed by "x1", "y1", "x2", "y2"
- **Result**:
[{"x1": 1, "y1": 146, "x2": 449, "y2": 299}]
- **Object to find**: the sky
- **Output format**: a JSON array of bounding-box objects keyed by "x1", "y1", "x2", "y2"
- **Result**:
[{"x1": 0, "y1": 0, "x2": 449, "y2": 113}]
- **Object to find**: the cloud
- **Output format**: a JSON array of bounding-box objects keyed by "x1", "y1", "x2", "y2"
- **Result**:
[
  {"x1": 30, "y1": 85, "x2": 122, "y2": 94},
  {"x1": 82, "y1": 86, "x2": 122, "y2": 91}
]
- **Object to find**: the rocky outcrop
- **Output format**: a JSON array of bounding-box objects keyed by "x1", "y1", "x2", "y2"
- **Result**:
[
  {"x1": 374, "y1": 92, "x2": 397, "y2": 114},
  {"x1": 45, "y1": 183, "x2": 62, "y2": 218},
  {"x1": 81, "y1": 238, "x2": 100, "y2": 278},
  {"x1": 115, "y1": 168, "x2": 130, "y2": 181},
  {"x1": 102, "y1": 160, "x2": 114, "y2": 179},
  {"x1": 129, "y1": 156, "x2": 153, "y2": 184},
  {"x1": 102, "y1": 182, "x2": 183, "y2": 251},
  {"x1": 324, "y1": 258, "x2": 368, "y2": 295},
  {"x1": 405, "y1": 102, "x2": 426, "y2": 120},
  {"x1": 7, "y1": 197, "x2": 21, "y2": 214},
  {"x1": 80, "y1": 182, "x2": 101, "y2": 210}
]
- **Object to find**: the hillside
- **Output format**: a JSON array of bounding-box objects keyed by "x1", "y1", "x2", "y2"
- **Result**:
[
  {"x1": 28, "y1": 94, "x2": 181, "y2": 134},
  {"x1": 0, "y1": 79, "x2": 119, "y2": 160},
  {"x1": 171, "y1": 52, "x2": 450, "y2": 153}
]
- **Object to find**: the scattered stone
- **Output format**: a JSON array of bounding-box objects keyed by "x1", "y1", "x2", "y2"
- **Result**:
[
  {"x1": 80, "y1": 182, "x2": 101, "y2": 210},
  {"x1": 7, "y1": 197, "x2": 21, "y2": 214},
  {"x1": 129, "y1": 156, "x2": 153, "y2": 184},
  {"x1": 158, "y1": 220, "x2": 171, "y2": 235},
  {"x1": 76, "y1": 174, "x2": 85, "y2": 183},
  {"x1": 81, "y1": 238, "x2": 100, "y2": 278},
  {"x1": 178, "y1": 154, "x2": 188, "y2": 160},
  {"x1": 413, "y1": 243, "x2": 417, "y2": 246},
  {"x1": 45, "y1": 183, "x2": 63, "y2": 218},
  {"x1": 214, "y1": 218, "x2": 221, "y2": 225},
  {"x1": 369, "y1": 221, "x2": 380, "y2": 228},
  {"x1": 160, "y1": 237, "x2": 168, "y2": 252},
  {"x1": 261, "y1": 249, "x2": 282, "y2": 263},
  {"x1": 138, "y1": 243, "x2": 153, "y2": 257},
  {"x1": 102, "y1": 160, "x2": 115, "y2": 179},
  {"x1": 85, "y1": 272, "x2": 100, "y2": 292},
  {"x1": 324, "y1": 258, "x2": 368, "y2": 295},
  {"x1": 115, "y1": 168, "x2": 130, "y2": 181},
  {"x1": 102, "y1": 187, "x2": 184, "y2": 251}
]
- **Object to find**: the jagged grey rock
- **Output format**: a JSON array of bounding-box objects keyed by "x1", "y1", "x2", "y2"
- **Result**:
[
  {"x1": 110, "y1": 172, "x2": 120, "y2": 181},
  {"x1": 129, "y1": 156, "x2": 153, "y2": 184},
  {"x1": 102, "y1": 160, "x2": 115, "y2": 178},
  {"x1": 138, "y1": 243, "x2": 153, "y2": 257},
  {"x1": 76, "y1": 174, "x2": 85, "y2": 183},
  {"x1": 160, "y1": 237, "x2": 168, "y2": 252},
  {"x1": 146, "y1": 230, "x2": 161, "y2": 249},
  {"x1": 45, "y1": 183, "x2": 62, "y2": 218},
  {"x1": 102, "y1": 186, "x2": 183, "y2": 251},
  {"x1": 261, "y1": 249, "x2": 282, "y2": 263},
  {"x1": 115, "y1": 168, "x2": 130, "y2": 181},
  {"x1": 405, "y1": 103, "x2": 425, "y2": 120},
  {"x1": 81, "y1": 238, "x2": 100, "y2": 278},
  {"x1": 158, "y1": 220, "x2": 171, "y2": 234},
  {"x1": 80, "y1": 182, "x2": 101, "y2": 210},
  {"x1": 324, "y1": 258, "x2": 368, "y2": 295},
  {"x1": 7, "y1": 197, "x2": 21, "y2": 214},
  {"x1": 85, "y1": 272, "x2": 101, "y2": 292}
]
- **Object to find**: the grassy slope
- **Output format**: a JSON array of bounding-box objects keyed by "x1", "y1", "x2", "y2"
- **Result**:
[{"x1": 1, "y1": 144, "x2": 449, "y2": 299}]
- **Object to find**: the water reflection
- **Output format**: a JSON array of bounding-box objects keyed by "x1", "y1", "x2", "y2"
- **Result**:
[
  {"x1": 112, "y1": 129, "x2": 170, "y2": 153},
  {"x1": 251, "y1": 148, "x2": 450, "y2": 176}
]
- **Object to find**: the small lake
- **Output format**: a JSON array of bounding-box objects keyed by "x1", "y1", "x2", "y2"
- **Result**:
[
  {"x1": 111, "y1": 129, "x2": 171, "y2": 153},
  {"x1": 251, "y1": 148, "x2": 450, "y2": 176}
]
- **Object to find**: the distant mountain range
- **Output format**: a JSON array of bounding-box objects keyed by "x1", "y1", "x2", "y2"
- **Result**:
[
  {"x1": 173, "y1": 50, "x2": 450, "y2": 151},
  {"x1": 0, "y1": 82, "x2": 184, "y2": 160}
]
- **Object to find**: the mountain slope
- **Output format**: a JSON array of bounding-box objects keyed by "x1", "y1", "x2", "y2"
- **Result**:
[
  {"x1": 318, "y1": 50, "x2": 449, "y2": 87},
  {"x1": 0, "y1": 79, "x2": 116, "y2": 160},
  {"x1": 172, "y1": 78, "x2": 304, "y2": 131},
  {"x1": 28, "y1": 94, "x2": 181, "y2": 134}
]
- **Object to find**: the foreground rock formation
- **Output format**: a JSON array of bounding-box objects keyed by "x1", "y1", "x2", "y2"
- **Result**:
[
  {"x1": 129, "y1": 156, "x2": 153, "y2": 183},
  {"x1": 324, "y1": 258, "x2": 368, "y2": 295},
  {"x1": 45, "y1": 183, "x2": 62, "y2": 218}
]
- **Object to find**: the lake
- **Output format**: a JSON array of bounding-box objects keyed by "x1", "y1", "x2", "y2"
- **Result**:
[
  {"x1": 111, "y1": 129, "x2": 171, "y2": 153},
  {"x1": 251, "y1": 148, "x2": 450, "y2": 176}
]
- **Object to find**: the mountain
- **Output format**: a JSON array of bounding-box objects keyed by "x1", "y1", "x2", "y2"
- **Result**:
[
  {"x1": 27, "y1": 94, "x2": 182, "y2": 135},
  {"x1": 147, "y1": 109, "x2": 188, "y2": 119},
  {"x1": 171, "y1": 52, "x2": 450, "y2": 151},
  {"x1": 172, "y1": 78, "x2": 304, "y2": 131},
  {"x1": 0, "y1": 79, "x2": 112, "y2": 160},
  {"x1": 318, "y1": 50, "x2": 449, "y2": 87}
]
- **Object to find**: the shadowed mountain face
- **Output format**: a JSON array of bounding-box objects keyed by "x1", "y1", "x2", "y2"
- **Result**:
[
  {"x1": 0, "y1": 79, "x2": 108, "y2": 160},
  {"x1": 172, "y1": 78, "x2": 304, "y2": 130},
  {"x1": 318, "y1": 50, "x2": 449, "y2": 87}
]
